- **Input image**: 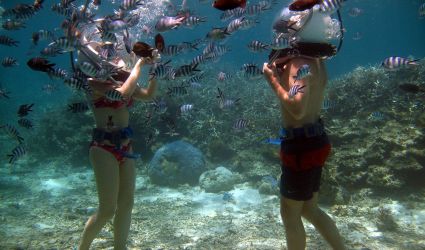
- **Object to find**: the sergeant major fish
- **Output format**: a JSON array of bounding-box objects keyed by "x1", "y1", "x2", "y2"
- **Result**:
[
  {"x1": 288, "y1": 85, "x2": 305, "y2": 99},
  {"x1": 382, "y1": 56, "x2": 420, "y2": 70},
  {"x1": 155, "y1": 16, "x2": 186, "y2": 32},
  {"x1": 18, "y1": 118, "x2": 33, "y2": 129},
  {"x1": 8, "y1": 144, "x2": 26, "y2": 165},
  {"x1": 1, "y1": 124, "x2": 24, "y2": 143},
  {"x1": 293, "y1": 64, "x2": 311, "y2": 82}
]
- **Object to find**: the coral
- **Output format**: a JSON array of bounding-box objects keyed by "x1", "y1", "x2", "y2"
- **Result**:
[
  {"x1": 148, "y1": 140, "x2": 206, "y2": 187},
  {"x1": 199, "y1": 166, "x2": 242, "y2": 192},
  {"x1": 376, "y1": 206, "x2": 399, "y2": 232}
]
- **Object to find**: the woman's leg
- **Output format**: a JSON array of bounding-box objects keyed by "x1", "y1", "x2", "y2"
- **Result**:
[
  {"x1": 79, "y1": 147, "x2": 120, "y2": 250},
  {"x1": 113, "y1": 156, "x2": 136, "y2": 250}
]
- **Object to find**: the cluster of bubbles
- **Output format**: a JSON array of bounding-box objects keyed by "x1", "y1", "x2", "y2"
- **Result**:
[{"x1": 325, "y1": 18, "x2": 342, "y2": 40}]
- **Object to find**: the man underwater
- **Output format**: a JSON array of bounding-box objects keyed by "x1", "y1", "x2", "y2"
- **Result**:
[{"x1": 263, "y1": 1, "x2": 346, "y2": 249}]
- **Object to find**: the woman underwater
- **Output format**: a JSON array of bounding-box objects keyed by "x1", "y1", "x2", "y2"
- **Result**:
[{"x1": 77, "y1": 42, "x2": 158, "y2": 250}]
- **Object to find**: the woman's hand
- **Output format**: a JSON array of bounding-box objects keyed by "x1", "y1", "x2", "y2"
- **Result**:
[{"x1": 263, "y1": 62, "x2": 280, "y2": 83}]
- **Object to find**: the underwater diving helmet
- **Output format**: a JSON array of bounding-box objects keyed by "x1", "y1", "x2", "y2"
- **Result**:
[{"x1": 271, "y1": 1, "x2": 344, "y2": 59}]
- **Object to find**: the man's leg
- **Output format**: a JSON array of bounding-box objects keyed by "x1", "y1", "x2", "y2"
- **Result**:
[
  {"x1": 280, "y1": 196, "x2": 305, "y2": 250},
  {"x1": 301, "y1": 192, "x2": 346, "y2": 250}
]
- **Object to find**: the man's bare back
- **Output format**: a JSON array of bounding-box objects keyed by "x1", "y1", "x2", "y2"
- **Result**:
[{"x1": 263, "y1": 56, "x2": 327, "y2": 128}]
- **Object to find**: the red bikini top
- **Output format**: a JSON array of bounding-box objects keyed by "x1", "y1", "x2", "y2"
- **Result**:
[{"x1": 91, "y1": 70, "x2": 134, "y2": 109}]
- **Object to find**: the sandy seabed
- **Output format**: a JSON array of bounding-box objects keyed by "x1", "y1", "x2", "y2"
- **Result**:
[{"x1": 1, "y1": 161, "x2": 425, "y2": 250}]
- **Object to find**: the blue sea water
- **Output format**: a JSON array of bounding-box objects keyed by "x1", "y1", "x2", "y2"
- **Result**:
[
  {"x1": 0, "y1": 0, "x2": 424, "y2": 119},
  {"x1": 1, "y1": 0, "x2": 425, "y2": 249}
]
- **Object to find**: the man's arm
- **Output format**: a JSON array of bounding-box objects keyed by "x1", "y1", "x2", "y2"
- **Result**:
[{"x1": 263, "y1": 58, "x2": 312, "y2": 120}]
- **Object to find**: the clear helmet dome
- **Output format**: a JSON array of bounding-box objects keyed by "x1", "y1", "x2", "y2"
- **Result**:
[{"x1": 272, "y1": 4, "x2": 341, "y2": 44}]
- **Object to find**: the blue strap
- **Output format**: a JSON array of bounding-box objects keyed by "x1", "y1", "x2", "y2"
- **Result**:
[
  {"x1": 264, "y1": 138, "x2": 282, "y2": 145},
  {"x1": 120, "y1": 127, "x2": 134, "y2": 138}
]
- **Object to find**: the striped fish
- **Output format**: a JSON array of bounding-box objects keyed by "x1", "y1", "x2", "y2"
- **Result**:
[
  {"x1": 152, "y1": 97, "x2": 168, "y2": 114},
  {"x1": 51, "y1": 3, "x2": 73, "y2": 16},
  {"x1": 178, "y1": 42, "x2": 199, "y2": 53},
  {"x1": 79, "y1": 61, "x2": 98, "y2": 78},
  {"x1": 64, "y1": 77, "x2": 89, "y2": 92},
  {"x1": 247, "y1": 40, "x2": 269, "y2": 52},
  {"x1": 382, "y1": 56, "x2": 420, "y2": 70},
  {"x1": 294, "y1": 64, "x2": 311, "y2": 82},
  {"x1": 105, "y1": 89, "x2": 123, "y2": 101},
  {"x1": 242, "y1": 64, "x2": 263, "y2": 79},
  {"x1": 162, "y1": 45, "x2": 182, "y2": 57},
  {"x1": 220, "y1": 98, "x2": 240, "y2": 109},
  {"x1": 183, "y1": 16, "x2": 207, "y2": 28},
  {"x1": 226, "y1": 17, "x2": 245, "y2": 33},
  {"x1": 220, "y1": 7, "x2": 245, "y2": 21},
  {"x1": 52, "y1": 37, "x2": 82, "y2": 52},
  {"x1": 1, "y1": 124, "x2": 24, "y2": 143},
  {"x1": 320, "y1": 0, "x2": 346, "y2": 13},
  {"x1": 99, "y1": 28, "x2": 118, "y2": 43},
  {"x1": 40, "y1": 47, "x2": 64, "y2": 57},
  {"x1": 7, "y1": 145, "x2": 26, "y2": 164},
  {"x1": 217, "y1": 72, "x2": 233, "y2": 82},
  {"x1": 120, "y1": 0, "x2": 144, "y2": 11},
  {"x1": 216, "y1": 87, "x2": 239, "y2": 109},
  {"x1": 259, "y1": 0, "x2": 276, "y2": 10},
  {"x1": 239, "y1": 19, "x2": 259, "y2": 30},
  {"x1": 0, "y1": 35, "x2": 19, "y2": 47},
  {"x1": 246, "y1": 3, "x2": 267, "y2": 16},
  {"x1": 187, "y1": 73, "x2": 205, "y2": 85},
  {"x1": 211, "y1": 45, "x2": 230, "y2": 56},
  {"x1": 270, "y1": 36, "x2": 290, "y2": 50},
  {"x1": 233, "y1": 119, "x2": 249, "y2": 130},
  {"x1": 68, "y1": 102, "x2": 89, "y2": 113},
  {"x1": 288, "y1": 85, "x2": 306, "y2": 99},
  {"x1": 180, "y1": 104, "x2": 194, "y2": 114},
  {"x1": 173, "y1": 64, "x2": 200, "y2": 78},
  {"x1": 18, "y1": 118, "x2": 33, "y2": 129},
  {"x1": 61, "y1": 0, "x2": 77, "y2": 8},
  {"x1": 2, "y1": 20, "x2": 26, "y2": 31},
  {"x1": 167, "y1": 86, "x2": 188, "y2": 97},
  {"x1": 47, "y1": 68, "x2": 68, "y2": 80},
  {"x1": 1, "y1": 57, "x2": 19, "y2": 67},
  {"x1": 150, "y1": 61, "x2": 172, "y2": 79},
  {"x1": 191, "y1": 55, "x2": 208, "y2": 66},
  {"x1": 203, "y1": 42, "x2": 216, "y2": 55},
  {"x1": 32, "y1": 30, "x2": 55, "y2": 45},
  {"x1": 369, "y1": 111, "x2": 384, "y2": 121}
]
